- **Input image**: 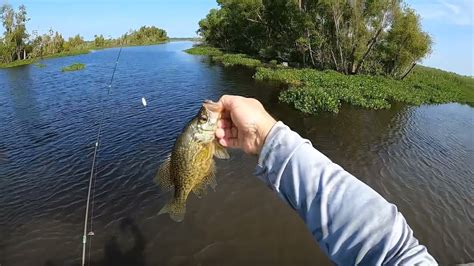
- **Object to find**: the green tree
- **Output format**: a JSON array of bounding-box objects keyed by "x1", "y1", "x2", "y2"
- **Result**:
[
  {"x1": 51, "y1": 31, "x2": 64, "y2": 53},
  {"x1": 198, "y1": 9, "x2": 227, "y2": 48},
  {"x1": 0, "y1": 4, "x2": 29, "y2": 62},
  {"x1": 198, "y1": 0, "x2": 267, "y2": 54},
  {"x1": 64, "y1": 34, "x2": 85, "y2": 51},
  {"x1": 94, "y1": 34, "x2": 106, "y2": 47},
  {"x1": 124, "y1": 26, "x2": 168, "y2": 45},
  {"x1": 198, "y1": 0, "x2": 432, "y2": 78},
  {"x1": 0, "y1": 4, "x2": 17, "y2": 62},
  {"x1": 381, "y1": 7, "x2": 432, "y2": 79},
  {"x1": 14, "y1": 4, "x2": 28, "y2": 60}
]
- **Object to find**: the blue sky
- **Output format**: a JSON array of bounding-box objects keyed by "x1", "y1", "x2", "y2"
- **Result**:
[{"x1": 2, "y1": 0, "x2": 473, "y2": 75}]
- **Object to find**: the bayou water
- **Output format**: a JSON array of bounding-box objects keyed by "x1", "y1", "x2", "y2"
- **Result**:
[{"x1": 0, "y1": 42, "x2": 472, "y2": 265}]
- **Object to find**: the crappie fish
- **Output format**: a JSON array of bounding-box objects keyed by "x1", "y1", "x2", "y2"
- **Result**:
[{"x1": 154, "y1": 100, "x2": 229, "y2": 222}]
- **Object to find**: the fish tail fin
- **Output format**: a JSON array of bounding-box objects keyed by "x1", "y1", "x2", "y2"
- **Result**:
[
  {"x1": 154, "y1": 156, "x2": 173, "y2": 191},
  {"x1": 158, "y1": 201, "x2": 186, "y2": 222}
]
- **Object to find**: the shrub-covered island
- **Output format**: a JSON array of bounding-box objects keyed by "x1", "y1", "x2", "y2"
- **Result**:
[{"x1": 186, "y1": 0, "x2": 473, "y2": 114}]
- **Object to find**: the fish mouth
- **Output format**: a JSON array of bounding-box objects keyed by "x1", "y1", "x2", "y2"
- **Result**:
[{"x1": 203, "y1": 99, "x2": 222, "y2": 113}]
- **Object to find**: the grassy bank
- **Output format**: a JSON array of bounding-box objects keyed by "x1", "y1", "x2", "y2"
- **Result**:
[
  {"x1": 0, "y1": 58, "x2": 37, "y2": 68},
  {"x1": 0, "y1": 49, "x2": 90, "y2": 69},
  {"x1": 43, "y1": 49, "x2": 91, "y2": 59},
  {"x1": 185, "y1": 46, "x2": 474, "y2": 113}
]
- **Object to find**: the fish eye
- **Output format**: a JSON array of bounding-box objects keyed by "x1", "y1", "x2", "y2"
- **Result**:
[{"x1": 199, "y1": 115, "x2": 207, "y2": 123}]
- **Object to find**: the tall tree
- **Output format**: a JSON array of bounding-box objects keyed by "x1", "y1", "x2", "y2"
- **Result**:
[
  {"x1": 198, "y1": 0, "x2": 432, "y2": 78},
  {"x1": 382, "y1": 7, "x2": 432, "y2": 78},
  {"x1": 0, "y1": 4, "x2": 15, "y2": 62},
  {"x1": 14, "y1": 4, "x2": 29, "y2": 60},
  {"x1": 0, "y1": 4, "x2": 29, "y2": 62}
]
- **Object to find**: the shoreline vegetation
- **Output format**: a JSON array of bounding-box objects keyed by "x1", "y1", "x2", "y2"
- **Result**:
[
  {"x1": 189, "y1": 0, "x2": 473, "y2": 114},
  {"x1": 0, "y1": 40, "x2": 171, "y2": 69},
  {"x1": 0, "y1": 37, "x2": 197, "y2": 69},
  {"x1": 0, "y1": 49, "x2": 92, "y2": 68},
  {"x1": 0, "y1": 3, "x2": 169, "y2": 69},
  {"x1": 185, "y1": 46, "x2": 473, "y2": 113}
]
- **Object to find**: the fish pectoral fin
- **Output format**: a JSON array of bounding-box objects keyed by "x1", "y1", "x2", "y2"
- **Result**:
[
  {"x1": 154, "y1": 155, "x2": 174, "y2": 191},
  {"x1": 205, "y1": 161, "x2": 217, "y2": 191},
  {"x1": 213, "y1": 141, "x2": 230, "y2": 159},
  {"x1": 158, "y1": 201, "x2": 186, "y2": 222}
]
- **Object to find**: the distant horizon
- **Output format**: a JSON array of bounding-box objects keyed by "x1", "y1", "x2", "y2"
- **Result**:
[{"x1": 1, "y1": 0, "x2": 472, "y2": 76}]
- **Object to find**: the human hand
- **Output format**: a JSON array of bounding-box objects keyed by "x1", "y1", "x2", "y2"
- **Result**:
[{"x1": 215, "y1": 95, "x2": 277, "y2": 154}]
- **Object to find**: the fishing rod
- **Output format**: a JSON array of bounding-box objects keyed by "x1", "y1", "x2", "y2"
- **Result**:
[{"x1": 81, "y1": 40, "x2": 124, "y2": 266}]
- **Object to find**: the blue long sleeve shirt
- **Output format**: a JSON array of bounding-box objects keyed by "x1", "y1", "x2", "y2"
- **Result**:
[{"x1": 255, "y1": 122, "x2": 437, "y2": 265}]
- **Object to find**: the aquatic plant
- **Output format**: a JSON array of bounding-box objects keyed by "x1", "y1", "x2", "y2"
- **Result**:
[
  {"x1": 255, "y1": 67, "x2": 473, "y2": 114},
  {"x1": 405, "y1": 66, "x2": 474, "y2": 106},
  {"x1": 61, "y1": 63, "x2": 85, "y2": 72},
  {"x1": 185, "y1": 46, "x2": 223, "y2": 56}
]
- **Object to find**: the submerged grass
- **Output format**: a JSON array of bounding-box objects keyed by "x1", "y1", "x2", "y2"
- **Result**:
[
  {"x1": 61, "y1": 63, "x2": 85, "y2": 72},
  {"x1": 186, "y1": 45, "x2": 474, "y2": 113}
]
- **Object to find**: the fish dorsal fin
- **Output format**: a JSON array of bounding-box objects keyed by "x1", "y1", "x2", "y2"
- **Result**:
[
  {"x1": 154, "y1": 155, "x2": 174, "y2": 191},
  {"x1": 213, "y1": 141, "x2": 230, "y2": 159}
]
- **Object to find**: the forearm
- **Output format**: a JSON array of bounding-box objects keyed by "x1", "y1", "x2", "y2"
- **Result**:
[{"x1": 255, "y1": 122, "x2": 436, "y2": 265}]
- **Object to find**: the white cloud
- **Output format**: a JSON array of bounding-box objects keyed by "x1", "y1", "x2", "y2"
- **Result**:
[{"x1": 409, "y1": 0, "x2": 473, "y2": 26}]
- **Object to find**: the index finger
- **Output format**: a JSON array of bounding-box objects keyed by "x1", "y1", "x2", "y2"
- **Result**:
[
  {"x1": 218, "y1": 95, "x2": 243, "y2": 112},
  {"x1": 217, "y1": 118, "x2": 232, "y2": 128}
]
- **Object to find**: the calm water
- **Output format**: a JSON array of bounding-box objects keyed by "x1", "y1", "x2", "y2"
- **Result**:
[{"x1": 0, "y1": 42, "x2": 472, "y2": 265}]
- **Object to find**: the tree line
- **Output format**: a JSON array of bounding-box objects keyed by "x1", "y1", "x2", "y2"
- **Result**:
[
  {"x1": 0, "y1": 4, "x2": 168, "y2": 65},
  {"x1": 197, "y1": 0, "x2": 432, "y2": 79}
]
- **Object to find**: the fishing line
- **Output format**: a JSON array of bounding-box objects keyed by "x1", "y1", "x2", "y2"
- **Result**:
[{"x1": 81, "y1": 41, "x2": 124, "y2": 266}]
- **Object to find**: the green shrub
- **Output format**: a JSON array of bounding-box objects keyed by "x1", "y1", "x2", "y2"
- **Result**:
[{"x1": 61, "y1": 63, "x2": 85, "y2": 72}]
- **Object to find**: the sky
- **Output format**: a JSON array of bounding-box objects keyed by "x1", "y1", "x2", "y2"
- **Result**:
[{"x1": 2, "y1": 0, "x2": 473, "y2": 76}]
